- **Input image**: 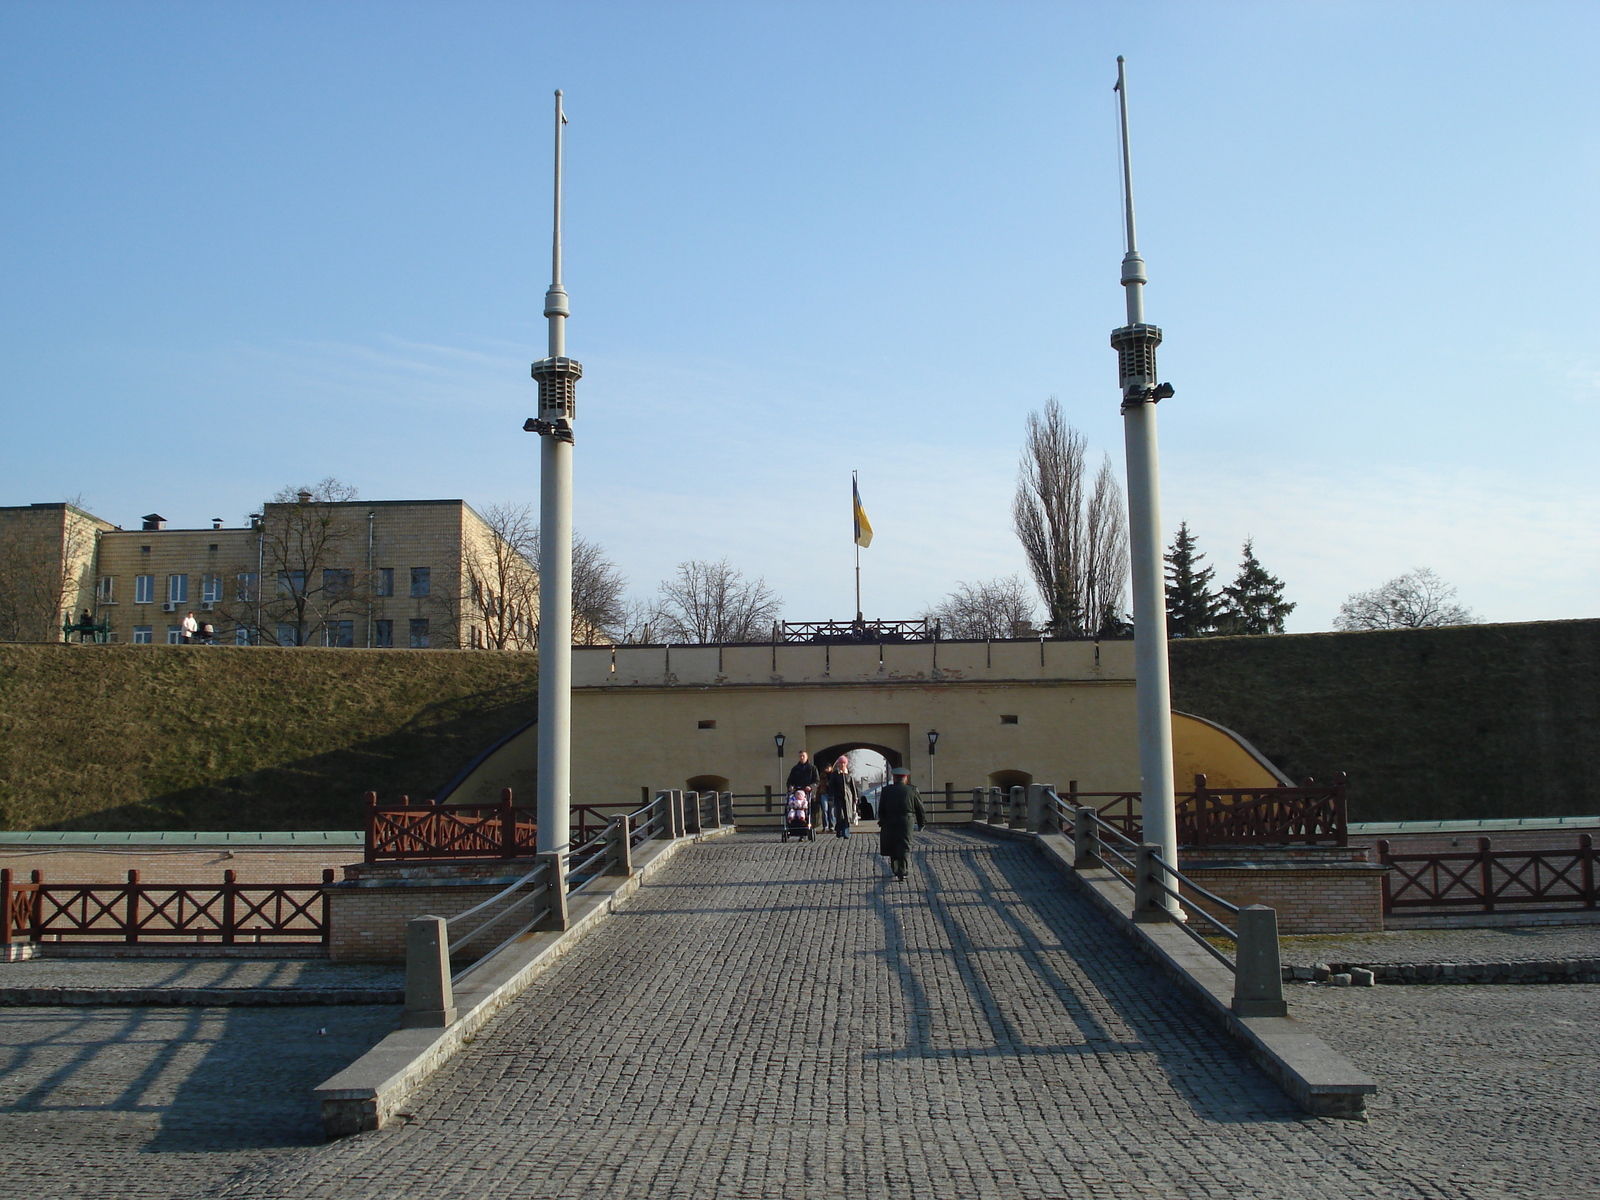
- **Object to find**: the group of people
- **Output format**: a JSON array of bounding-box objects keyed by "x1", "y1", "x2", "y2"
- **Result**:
[
  {"x1": 785, "y1": 749, "x2": 928, "y2": 880},
  {"x1": 177, "y1": 611, "x2": 217, "y2": 644}
]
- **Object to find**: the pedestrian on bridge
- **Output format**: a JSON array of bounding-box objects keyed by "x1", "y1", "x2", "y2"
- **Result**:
[
  {"x1": 786, "y1": 750, "x2": 819, "y2": 797},
  {"x1": 826, "y1": 755, "x2": 858, "y2": 838},
  {"x1": 877, "y1": 766, "x2": 927, "y2": 880}
]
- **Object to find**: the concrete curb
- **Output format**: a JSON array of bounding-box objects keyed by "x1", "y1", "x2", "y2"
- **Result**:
[
  {"x1": 1287, "y1": 958, "x2": 1600, "y2": 985},
  {"x1": 312, "y1": 826, "x2": 736, "y2": 1139},
  {"x1": 3, "y1": 944, "x2": 327, "y2": 961},
  {"x1": 0, "y1": 987, "x2": 401, "y2": 1006},
  {"x1": 970, "y1": 821, "x2": 1377, "y2": 1119}
]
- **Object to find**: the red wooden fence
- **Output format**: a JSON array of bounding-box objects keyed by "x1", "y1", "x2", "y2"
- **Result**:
[
  {"x1": 2, "y1": 868, "x2": 333, "y2": 944},
  {"x1": 364, "y1": 789, "x2": 537, "y2": 861},
  {"x1": 1378, "y1": 835, "x2": 1598, "y2": 914},
  {"x1": 1060, "y1": 775, "x2": 1348, "y2": 846}
]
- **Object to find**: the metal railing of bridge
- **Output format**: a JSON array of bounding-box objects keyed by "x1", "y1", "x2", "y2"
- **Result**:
[{"x1": 971, "y1": 784, "x2": 1287, "y2": 1018}]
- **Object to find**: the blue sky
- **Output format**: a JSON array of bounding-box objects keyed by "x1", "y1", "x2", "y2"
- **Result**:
[{"x1": 3, "y1": 1, "x2": 1597, "y2": 632}]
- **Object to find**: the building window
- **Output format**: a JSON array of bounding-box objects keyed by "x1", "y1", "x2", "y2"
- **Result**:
[
  {"x1": 408, "y1": 618, "x2": 430, "y2": 648},
  {"x1": 323, "y1": 568, "x2": 352, "y2": 598},
  {"x1": 201, "y1": 574, "x2": 223, "y2": 606},
  {"x1": 134, "y1": 575, "x2": 154, "y2": 605},
  {"x1": 375, "y1": 567, "x2": 394, "y2": 597},
  {"x1": 323, "y1": 620, "x2": 354, "y2": 648},
  {"x1": 698, "y1": 720, "x2": 716, "y2": 729},
  {"x1": 133, "y1": 625, "x2": 153, "y2": 644},
  {"x1": 278, "y1": 571, "x2": 305, "y2": 596},
  {"x1": 235, "y1": 627, "x2": 252, "y2": 646},
  {"x1": 236, "y1": 572, "x2": 258, "y2": 602},
  {"x1": 410, "y1": 567, "x2": 430, "y2": 597},
  {"x1": 374, "y1": 619, "x2": 394, "y2": 648},
  {"x1": 97, "y1": 576, "x2": 115, "y2": 604},
  {"x1": 166, "y1": 625, "x2": 182, "y2": 645},
  {"x1": 167, "y1": 575, "x2": 188, "y2": 604},
  {"x1": 1000, "y1": 715, "x2": 1019, "y2": 725},
  {"x1": 276, "y1": 623, "x2": 298, "y2": 646}
]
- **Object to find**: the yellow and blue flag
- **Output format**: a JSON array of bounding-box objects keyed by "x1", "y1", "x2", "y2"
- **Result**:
[{"x1": 852, "y1": 474, "x2": 873, "y2": 548}]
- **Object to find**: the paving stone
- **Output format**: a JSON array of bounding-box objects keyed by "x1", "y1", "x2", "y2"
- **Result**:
[
  {"x1": 2, "y1": 829, "x2": 1596, "y2": 1199},
  {"x1": 0, "y1": 959, "x2": 402, "y2": 991}
]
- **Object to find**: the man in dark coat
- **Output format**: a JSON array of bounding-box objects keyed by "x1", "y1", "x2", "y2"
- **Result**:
[
  {"x1": 786, "y1": 750, "x2": 819, "y2": 794},
  {"x1": 876, "y1": 766, "x2": 927, "y2": 880}
]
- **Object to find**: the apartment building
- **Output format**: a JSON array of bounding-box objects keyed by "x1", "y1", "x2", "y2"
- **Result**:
[{"x1": 0, "y1": 496, "x2": 534, "y2": 650}]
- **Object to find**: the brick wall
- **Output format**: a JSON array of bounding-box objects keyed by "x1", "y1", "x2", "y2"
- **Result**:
[{"x1": 1180, "y1": 862, "x2": 1388, "y2": 934}]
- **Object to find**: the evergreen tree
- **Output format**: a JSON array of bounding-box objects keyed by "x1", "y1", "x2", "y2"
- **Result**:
[
  {"x1": 1163, "y1": 522, "x2": 1222, "y2": 638},
  {"x1": 1218, "y1": 539, "x2": 1295, "y2": 635}
]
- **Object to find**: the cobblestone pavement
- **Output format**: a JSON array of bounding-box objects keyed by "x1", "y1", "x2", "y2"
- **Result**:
[
  {"x1": 0, "y1": 959, "x2": 402, "y2": 990},
  {"x1": 216, "y1": 830, "x2": 1595, "y2": 1200},
  {"x1": 0, "y1": 1004, "x2": 398, "y2": 1198},
  {"x1": 1281, "y1": 924, "x2": 1600, "y2": 966},
  {"x1": 5, "y1": 830, "x2": 1597, "y2": 1199}
]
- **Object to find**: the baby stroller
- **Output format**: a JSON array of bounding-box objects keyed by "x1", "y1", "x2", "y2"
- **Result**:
[{"x1": 781, "y1": 787, "x2": 815, "y2": 842}]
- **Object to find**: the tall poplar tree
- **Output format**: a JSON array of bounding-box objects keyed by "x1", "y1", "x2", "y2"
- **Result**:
[
  {"x1": 1217, "y1": 539, "x2": 1295, "y2": 635},
  {"x1": 1163, "y1": 522, "x2": 1222, "y2": 638}
]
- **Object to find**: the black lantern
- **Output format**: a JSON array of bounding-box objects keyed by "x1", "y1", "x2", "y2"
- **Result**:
[
  {"x1": 774, "y1": 732, "x2": 786, "y2": 757},
  {"x1": 926, "y1": 729, "x2": 939, "y2": 756}
]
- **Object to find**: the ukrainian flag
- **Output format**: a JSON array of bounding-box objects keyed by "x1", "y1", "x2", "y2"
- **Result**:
[{"x1": 852, "y1": 474, "x2": 873, "y2": 548}]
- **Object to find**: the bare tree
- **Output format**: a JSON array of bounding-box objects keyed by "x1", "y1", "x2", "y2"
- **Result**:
[
  {"x1": 465, "y1": 503, "x2": 540, "y2": 650},
  {"x1": 923, "y1": 576, "x2": 1037, "y2": 639},
  {"x1": 220, "y1": 478, "x2": 371, "y2": 646},
  {"x1": 654, "y1": 559, "x2": 782, "y2": 643},
  {"x1": 1334, "y1": 568, "x2": 1477, "y2": 631},
  {"x1": 1012, "y1": 400, "x2": 1129, "y2": 637},
  {"x1": 571, "y1": 536, "x2": 627, "y2": 644}
]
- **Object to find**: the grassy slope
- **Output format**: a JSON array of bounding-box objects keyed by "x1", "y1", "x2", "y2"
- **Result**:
[
  {"x1": 0, "y1": 644, "x2": 537, "y2": 831},
  {"x1": 1169, "y1": 619, "x2": 1600, "y2": 822}
]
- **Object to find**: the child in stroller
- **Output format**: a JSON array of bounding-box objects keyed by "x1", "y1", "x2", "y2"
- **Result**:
[{"x1": 782, "y1": 786, "x2": 815, "y2": 842}]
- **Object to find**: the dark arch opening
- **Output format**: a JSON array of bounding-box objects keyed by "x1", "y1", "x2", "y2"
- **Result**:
[
  {"x1": 988, "y1": 769, "x2": 1033, "y2": 792},
  {"x1": 685, "y1": 774, "x2": 729, "y2": 794}
]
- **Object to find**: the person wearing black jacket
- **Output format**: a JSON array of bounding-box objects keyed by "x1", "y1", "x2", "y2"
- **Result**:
[
  {"x1": 876, "y1": 767, "x2": 927, "y2": 881},
  {"x1": 786, "y1": 750, "x2": 819, "y2": 794}
]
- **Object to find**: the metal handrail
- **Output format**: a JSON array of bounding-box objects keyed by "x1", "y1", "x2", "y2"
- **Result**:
[{"x1": 444, "y1": 860, "x2": 552, "y2": 956}]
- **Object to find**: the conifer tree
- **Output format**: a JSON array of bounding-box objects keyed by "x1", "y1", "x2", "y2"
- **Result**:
[
  {"x1": 1217, "y1": 539, "x2": 1295, "y2": 635},
  {"x1": 1163, "y1": 522, "x2": 1222, "y2": 638}
]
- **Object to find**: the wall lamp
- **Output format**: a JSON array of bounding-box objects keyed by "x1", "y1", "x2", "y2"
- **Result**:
[
  {"x1": 926, "y1": 729, "x2": 939, "y2": 756},
  {"x1": 774, "y1": 732, "x2": 786, "y2": 757}
]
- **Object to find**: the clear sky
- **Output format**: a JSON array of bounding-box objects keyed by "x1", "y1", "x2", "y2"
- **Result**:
[{"x1": 4, "y1": 1, "x2": 1596, "y2": 632}]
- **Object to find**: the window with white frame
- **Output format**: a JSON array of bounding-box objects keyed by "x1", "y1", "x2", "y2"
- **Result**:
[
  {"x1": 97, "y1": 576, "x2": 115, "y2": 603},
  {"x1": 201, "y1": 574, "x2": 222, "y2": 606},
  {"x1": 134, "y1": 575, "x2": 154, "y2": 605},
  {"x1": 133, "y1": 625, "x2": 153, "y2": 644},
  {"x1": 167, "y1": 574, "x2": 188, "y2": 603},
  {"x1": 277, "y1": 571, "x2": 305, "y2": 596},
  {"x1": 373, "y1": 619, "x2": 393, "y2": 647},
  {"x1": 323, "y1": 620, "x2": 354, "y2": 648},
  {"x1": 166, "y1": 625, "x2": 182, "y2": 644},
  {"x1": 276, "y1": 623, "x2": 298, "y2": 646},
  {"x1": 375, "y1": 567, "x2": 394, "y2": 597},
  {"x1": 409, "y1": 618, "x2": 430, "y2": 648},
  {"x1": 235, "y1": 627, "x2": 252, "y2": 646},
  {"x1": 236, "y1": 572, "x2": 258, "y2": 602},
  {"x1": 410, "y1": 567, "x2": 430, "y2": 597}
]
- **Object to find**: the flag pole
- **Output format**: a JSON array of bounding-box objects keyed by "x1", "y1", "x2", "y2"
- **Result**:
[{"x1": 853, "y1": 471, "x2": 862, "y2": 622}]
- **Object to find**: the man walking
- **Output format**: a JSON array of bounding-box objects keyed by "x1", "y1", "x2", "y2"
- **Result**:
[
  {"x1": 877, "y1": 766, "x2": 927, "y2": 881},
  {"x1": 787, "y1": 750, "x2": 819, "y2": 827}
]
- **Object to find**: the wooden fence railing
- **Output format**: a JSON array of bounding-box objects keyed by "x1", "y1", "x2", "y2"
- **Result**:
[
  {"x1": 1, "y1": 868, "x2": 333, "y2": 944},
  {"x1": 1378, "y1": 836, "x2": 1598, "y2": 914},
  {"x1": 365, "y1": 789, "x2": 537, "y2": 861},
  {"x1": 1058, "y1": 775, "x2": 1348, "y2": 846}
]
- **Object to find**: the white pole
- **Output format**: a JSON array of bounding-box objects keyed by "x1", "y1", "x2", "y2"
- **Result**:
[
  {"x1": 535, "y1": 90, "x2": 576, "y2": 857},
  {"x1": 1113, "y1": 57, "x2": 1180, "y2": 913}
]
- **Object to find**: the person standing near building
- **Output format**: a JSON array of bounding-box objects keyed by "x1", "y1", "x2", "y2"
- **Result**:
[
  {"x1": 877, "y1": 766, "x2": 927, "y2": 880},
  {"x1": 827, "y1": 755, "x2": 858, "y2": 838},
  {"x1": 786, "y1": 750, "x2": 819, "y2": 798},
  {"x1": 180, "y1": 611, "x2": 199, "y2": 644}
]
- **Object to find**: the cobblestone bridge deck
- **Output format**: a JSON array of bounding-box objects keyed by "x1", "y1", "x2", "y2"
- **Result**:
[{"x1": 4, "y1": 828, "x2": 1597, "y2": 1198}]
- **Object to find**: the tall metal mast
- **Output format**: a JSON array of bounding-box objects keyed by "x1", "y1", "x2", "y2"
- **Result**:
[
  {"x1": 1111, "y1": 57, "x2": 1180, "y2": 913},
  {"x1": 527, "y1": 89, "x2": 580, "y2": 857}
]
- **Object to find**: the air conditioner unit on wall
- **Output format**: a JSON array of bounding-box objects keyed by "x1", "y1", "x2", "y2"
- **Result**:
[{"x1": 162, "y1": 601, "x2": 178, "y2": 612}]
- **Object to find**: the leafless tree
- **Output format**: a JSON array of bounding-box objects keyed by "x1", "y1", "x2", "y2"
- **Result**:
[
  {"x1": 923, "y1": 575, "x2": 1038, "y2": 639},
  {"x1": 571, "y1": 536, "x2": 628, "y2": 644},
  {"x1": 1334, "y1": 568, "x2": 1477, "y2": 631},
  {"x1": 653, "y1": 558, "x2": 782, "y2": 644},
  {"x1": 1012, "y1": 399, "x2": 1129, "y2": 636},
  {"x1": 466, "y1": 503, "x2": 540, "y2": 650},
  {"x1": 220, "y1": 478, "x2": 372, "y2": 646}
]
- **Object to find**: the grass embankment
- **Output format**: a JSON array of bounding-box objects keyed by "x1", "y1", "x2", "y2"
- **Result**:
[
  {"x1": 0, "y1": 644, "x2": 537, "y2": 831},
  {"x1": 1169, "y1": 619, "x2": 1600, "y2": 823}
]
